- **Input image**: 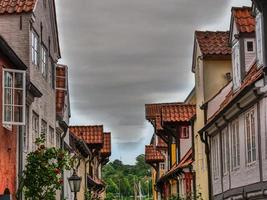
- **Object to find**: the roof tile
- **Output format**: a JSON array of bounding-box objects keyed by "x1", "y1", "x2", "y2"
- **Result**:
[
  {"x1": 232, "y1": 7, "x2": 255, "y2": 33},
  {"x1": 69, "y1": 125, "x2": 104, "y2": 147},
  {"x1": 145, "y1": 145, "x2": 165, "y2": 164},
  {"x1": 161, "y1": 104, "x2": 196, "y2": 123},
  {"x1": 0, "y1": 0, "x2": 36, "y2": 14},
  {"x1": 101, "y1": 132, "x2": 111, "y2": 158},
  {"x1": 195, "y1": 31, "x2": 231, "y2": 56}
]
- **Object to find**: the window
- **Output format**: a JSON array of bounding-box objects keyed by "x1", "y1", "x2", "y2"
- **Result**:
[
  {"x1": 245, "y1": 108, "x2": 257, "y2": 164},
  {"x1": 32, "y1": 112, "x2": 39, "y2": 150},
  {"x1": 256, "y1": 11, "x2": 263, "y2": 66},
  {"x1": 160, "y1": 163, "x2": 165, "y2": 170},
  {"x1": 212, "y1": 135, "x2": 220, "y2": 180},
  {"x1": 231, "y1": 119, "x2": 240, "y2": 170},
  {"x1": 41, "y1": 120, "x2": 47, "y2": 144},
  {"x1": 180, "y1": 126, "x2": 189, "y2": 139},
  {"x1": 48, "y1": 126, "x2": 54, "y2": 146},
  {"x1": 56, "y1": 132, "x2": 61, "y2": 148},
  {"x1": 31, "y1": 31, "x2": 39, "y2": 66},
  {"x1": 222, "y1": 128, "x2": 229, "y2": 174},
  {"x1": 23, "y1": 107, "x2": 29, "y2": 151},
  {"x1": 232, "y1": 42, "x2": 241, "y2": 90},
  {"x1": 245, "y1": 39, "x2": 255, "y2": 53},
  {"x1": 3, "y1": 69, "x2": 26, "y2": 125},
  {"x1": 41, "y1": 45, "x2": 48, "y2": 78}
]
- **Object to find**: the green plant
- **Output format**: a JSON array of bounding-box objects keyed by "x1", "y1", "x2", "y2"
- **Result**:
[{"x1": 17, "y1": 134, "x2": 73, "y2": 200}]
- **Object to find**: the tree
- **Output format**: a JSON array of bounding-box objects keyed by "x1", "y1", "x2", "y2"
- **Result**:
[{"x1": 17, "y1": 135, "x2": 73, "y2": 200}]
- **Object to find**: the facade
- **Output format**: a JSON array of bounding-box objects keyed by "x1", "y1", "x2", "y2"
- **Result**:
[
  {"x1": 0, "y1": 35, "x2": 27, "y2": 199},
  {"x1": 191, "y1": 30, "x2": 232, "y2": 200},
  {"x1": 145, "y1": 103, "x2": 196, "y2": 200},
  {"x1": 69, "y1": 126, "x2": 112, "y2": 200},
  {"x1": 199, "y1": 6, "x2": 267, "y2": 200}
]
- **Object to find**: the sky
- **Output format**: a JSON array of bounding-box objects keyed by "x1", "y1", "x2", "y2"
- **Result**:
[{"x1": 55, "y1": 0, "x2": 251, "y2": 164}]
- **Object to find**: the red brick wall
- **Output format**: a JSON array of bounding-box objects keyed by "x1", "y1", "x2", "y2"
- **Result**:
[{"x1": 0, "y1": 54, "x2": 18, "y2": 199}]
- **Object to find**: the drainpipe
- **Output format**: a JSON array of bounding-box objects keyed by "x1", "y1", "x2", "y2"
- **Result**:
[
  {"x1": 199, "y1": 103, "x2": 212, "y2": 200},
  {"x1": 60, "y1": 122, "x2": 68, "y2": 200},
  {"x1": 18, "y1": 125, "x2": 25, "y2": 200}
]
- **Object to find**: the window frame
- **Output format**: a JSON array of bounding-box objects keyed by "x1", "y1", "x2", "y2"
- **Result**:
[
  {"x1": 222, "y1": 128, "x2": 230, "y2": 175},
  {"x1": 245, "y1": 108, "x2": 257, "y2": 165},
  {"x1": 256, "y1": 11, "x2": 264, "y2": 66},
  {"x1": 2, "y1": 68, "x2": 26, "y2": 125},
  {"x1": 232, "y1": 42, "x2": 241, "y2": 90},
  {"x1": 41, "y1": 44, "x2": 48, "y2": 79},
  {"x1": 32, "y1": 111, "x2": 39, "y2": 150},
  {"x1": 31, "y1": 30, "x2": 39, "y2": 67},
  {"x1": 212, "y1": 135, "x2": 220, "y2": 180},
  {"x1": 180, "y1": 126, "x2": 189, "y2": 139},
  {"x1": 244, "y1": 39, "x2": 256, "y2": 54},
  {"x1": 231, "y1": 119, "x2": 240, "y2": 171}
]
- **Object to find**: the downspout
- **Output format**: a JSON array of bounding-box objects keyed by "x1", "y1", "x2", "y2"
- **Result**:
[
  {"x1": 190, "y1": 117, "x2": 197, "y2": 199},
  {"x1": 18, "y1": 125, "x2": 25, "y2": 200},
  {"x1": 60, "y1": 123, "x2": 68, "y2": 200},
  {"x1": 200, "y1": 103, "x2": 212, "y2": 200}
]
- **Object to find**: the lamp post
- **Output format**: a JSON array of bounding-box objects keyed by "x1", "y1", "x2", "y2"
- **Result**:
[{"x1": 68, "y1": 170, "x2": 82, "y2": 200}]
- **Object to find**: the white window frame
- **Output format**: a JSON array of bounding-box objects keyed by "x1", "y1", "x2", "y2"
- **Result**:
[
  {"x1": 222, "y1": 128, "x2": 229, "y2": 175},
  {"x1": 55, "y1": 65, "x2": 67, "y2": 91},
  {"x1": 48, "y1": 126, "x2": 54, "y2": 147},
  {"x1": 231, "y1": 119, "x2": 240, "y2": 170},
  {"x1": 2, "y1": 68, "x2": 26, "y2": 125},
  {"x1": 244, "y1": 39, "x2": 255, "y2": 54},
  {"x1": 31, "y1": 31, "x2": 39, "y2": 66},
  {"x1": 245, "y1": 108, "x2": 257, "y2": 165},
  {"x1": 212, "y1": 135, "x2": 220, "y2": 180},
  {"x1": 41, "y1": 120, "x2": 47, "y2": 144},
  {"x1": 41, "y1": 45, "x2": 48, "y2": 78}
]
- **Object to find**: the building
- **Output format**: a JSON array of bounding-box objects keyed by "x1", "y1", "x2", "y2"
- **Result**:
[
  {"x1": 69, "y1": 126, "x2": 112, "y2": 200},
  {"x1": 199, "y1": 6, "x2": 267, "y2": 199},
  {"x1": 0, "y1": 35, "x2": 27, "y2": 200},
  {"x1": 191, "y1": 30, "x2": 232, "y2": 200},
  {"x1": 145, "y1": 103, "x2": 196, "y2": 199}
]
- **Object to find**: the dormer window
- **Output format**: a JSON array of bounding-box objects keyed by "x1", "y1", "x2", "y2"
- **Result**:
[{"x1": 180, "y1": 126, "x2": 189, "y2": 139}]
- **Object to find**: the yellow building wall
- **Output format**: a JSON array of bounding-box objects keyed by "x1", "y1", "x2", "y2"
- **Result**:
[
  {"x1": 193, "y1": 42, "x2": 231, "y2": 200},
  {"x1": 77, "y1": 159, "x2": 87, "y2": 200},
  {"x1": 171, "y1": 144, "x2": 177, "y2": 166},
  {"x1": 151, "y1": 168, "x2": 158, "y2": 200}
]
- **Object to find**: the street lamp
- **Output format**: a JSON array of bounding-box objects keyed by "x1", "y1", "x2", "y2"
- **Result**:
[{"x1": 68, "y1": 170, "x2": 82, "y2": 200}]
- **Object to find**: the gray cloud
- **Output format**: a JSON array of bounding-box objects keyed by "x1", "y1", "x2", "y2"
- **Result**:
[{"x1": 56, "y1": 0, "x2": 251, "y2": 164}]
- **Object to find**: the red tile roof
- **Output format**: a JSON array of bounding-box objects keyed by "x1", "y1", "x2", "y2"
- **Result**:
[
  {"x1": 0, "y1": 0, "x2": 36, "y2": 14},
  {"x1": 69, "y1": 126, "x2": 104, "y2": 147},
  {"x1": 207, "y1": 62, "x2": 263, "y2": 123},
  {"x1": 195, "y1": 31, "x2": 231, "y2": 56},
  {"x1": 161, "y1": 104, "x2": 196, "y2": 123},
  {"x1": 157, "y1": 137, "x2": 167, "y2": 149},
  {"x1": 232, "y1": 7, "x2": 255, "y2": 33},
  {"x1": 145, "y1": 145, "x2": 165, "y2": 164},
  {"x1": 56, "y1": 65, "x2": 67, "y2": 116},
  {"x1": 101, "y1": 132, "x2": 111, "y2": 158},
  {"x1": 157, "y1": 149, "x2": 193, "y2": 184}
]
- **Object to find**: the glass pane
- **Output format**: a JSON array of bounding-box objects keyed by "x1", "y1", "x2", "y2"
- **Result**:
[
  {"x1": 14, "y1": 106, "x2": 23, "y2": 123},
  {"x1": 4, "y1": 105, "x2": 12, "y2": 122},
  {"x1": 4, "y1": 71, "x2": 12, "y2": 87},
  {"x1": 4, "y1": 88, "x2": 12, "y2": 105},
  {"x1": 14, "y1": 89, "x2": 23, "y2": 106},
  {"x1": 15, "y1": 73, "x2": 23, "y2": 88}
]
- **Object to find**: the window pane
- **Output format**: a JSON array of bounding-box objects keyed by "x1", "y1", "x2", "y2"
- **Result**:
[
  {"x1": 4, "y1": 88, "x2": 12, "y2": 105},
  {"x1": 14, "y1": 73, "x2": 23, "y2": 88},
  {"x1": 14, "y1": 106, "x2": 23, "y2": 122},
  {"x1": 247, "y1": 41, "x2": 254, "y2": 52},
  {"x1": 14, "y1": 89, "x2": 23, "y2": 106},
  {"x1": 4, "y1": 106, "x2": 12, "y2": 122}
]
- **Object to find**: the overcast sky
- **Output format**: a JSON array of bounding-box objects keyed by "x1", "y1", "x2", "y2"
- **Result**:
[{"x1": 56, "y1": 0, "x2": 251, "y2": 164}]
